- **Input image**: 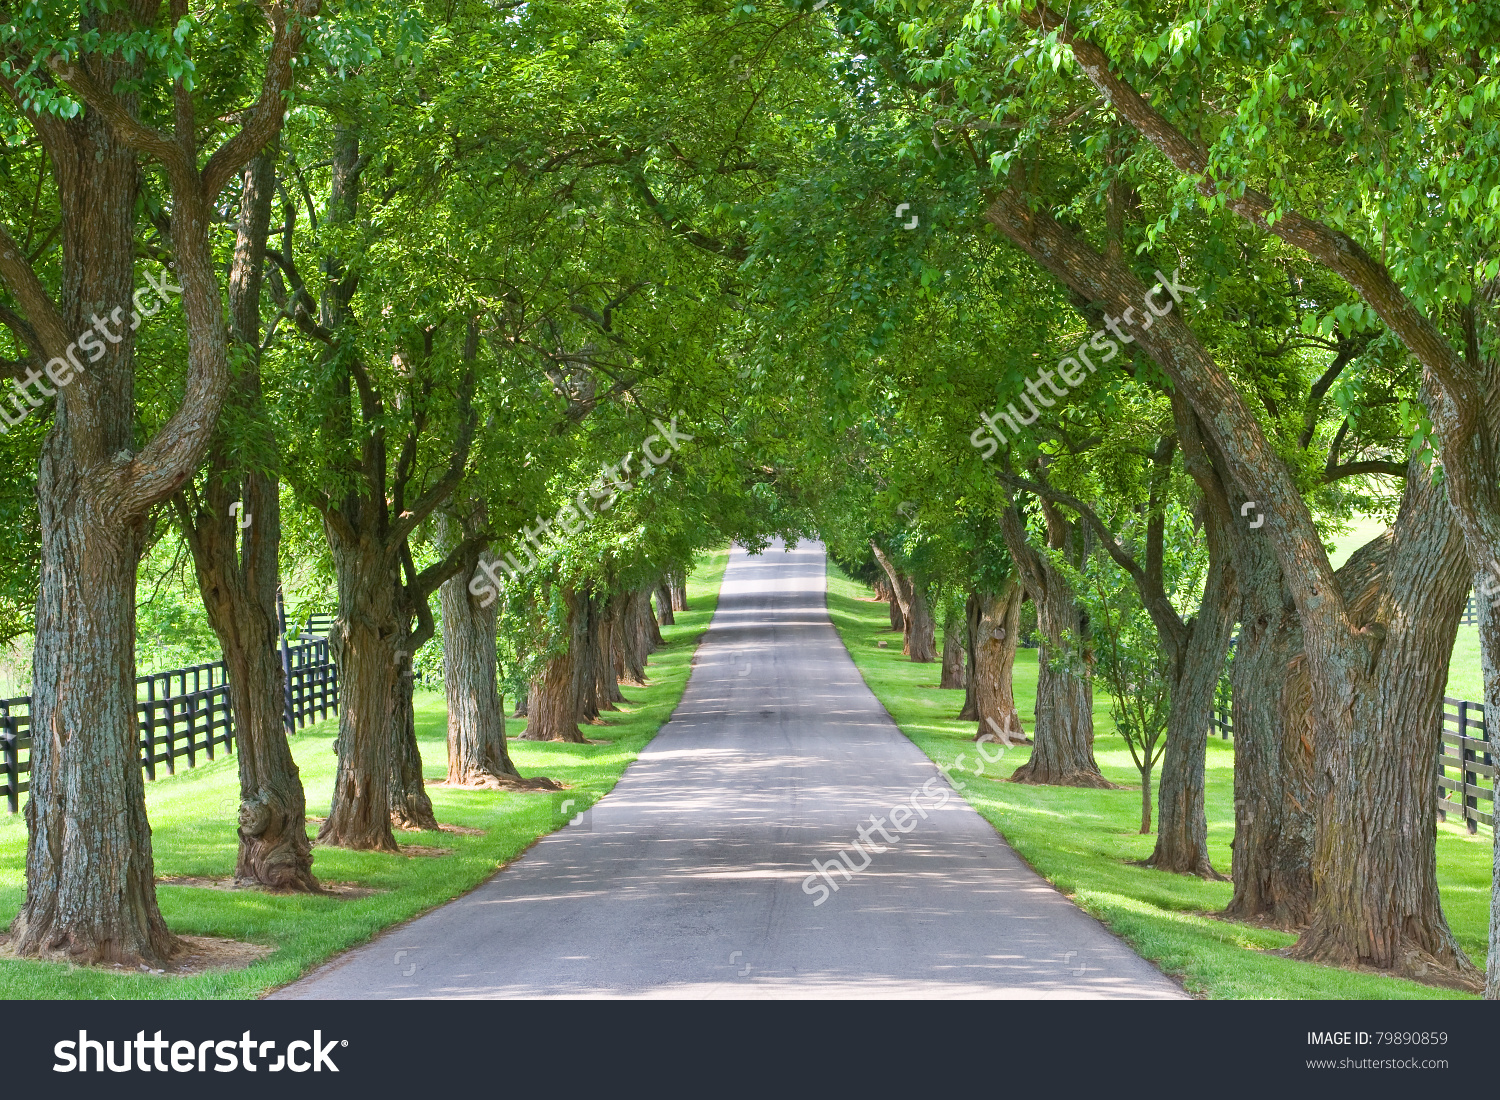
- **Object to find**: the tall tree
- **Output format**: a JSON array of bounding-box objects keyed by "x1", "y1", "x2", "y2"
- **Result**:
[{"x1": 0, "y1": 1, "x2": 318, "y2": 965}]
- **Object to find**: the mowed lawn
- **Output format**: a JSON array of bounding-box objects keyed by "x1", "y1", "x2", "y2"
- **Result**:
[
  {"x1": 0, "y1": 548, "x2": 729, "y2": 999},
  {"x1": 825, "y1": 561, "x2": 1492, "y2": 1000}
]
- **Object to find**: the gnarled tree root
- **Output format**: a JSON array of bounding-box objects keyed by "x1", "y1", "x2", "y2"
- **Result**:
[{"x1": 1284, "y1": 934, "x2": 1482, "y2": 993}]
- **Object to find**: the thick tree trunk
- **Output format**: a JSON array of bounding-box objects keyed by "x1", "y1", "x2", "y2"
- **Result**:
[
  {"x1": 959, "y1": 593, "x2": 980, "y2": 720},
  {"x1": 319, "y1": 541, "x2": 402, "y2": 852},
  {"x1": 602, "y1": 593, "x2": 629, "y2": 704},
  {"x1": 939, "y1": 604, "x2": 965, "y2": 689},
  {"x1": 655, "y1": 580, "x2": 676, "y2": 626},
  {"x1": 589, "y1": 591, "x2": 620, "y2": 711},
  {"x1": 889, "y1": 596, "x2": 904, "y2": 633},
  {"x1": 973, "y1": 580, "x2": 1025, "y2": 743},
  {"x1": 619, "y1": 588, "x2": 652, "y2": 684},
  {"x1": 1285, "y1": 472, "x2": 1477, "y2": 985},
  {"x1": 15, "y1": 47, "x2": 177, "y2": 966},
  {"x1": 998, "y1": 503, "x2": 1109, "y2": 787},
  {"x1": 440, "y1": 559, "x2": 526, "y2": 786},
  {"x1": 521, "y1": 588, "x2": 588, "y2": 743},
  {"x1": 904, "y1": 580, "x2": 936, "y2": 662},
  {"x1": 1225, "y1": 528, "x2": 1314, "y2": 927},
  {"x1": 573, "y1": 587, "x2": 602, "y2": 725},
  {"x1": 670, "y1": 570, "x2": 689, "y2": 612}
]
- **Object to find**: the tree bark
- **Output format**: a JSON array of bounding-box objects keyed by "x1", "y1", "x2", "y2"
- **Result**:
[
  {"x1": 959, "y1": 593, "x2": 980, "y2": 720},
  {"x1": 440, "y1": 552, "x2": 526, "y2": 786},
  {"x1": 669, "y1": 570, "x2": 688, "y2": 611},
  {"x1": 573, "y1": 587, "x2": 599, "y2": 724},
  {"x1": 1146, "y1": 540, "x2": 1235, "y2": 877},
  {"x1": 602, "y1": 593, "x2": 629, "y2": 703},
  {"x1": 1146, "y1": 408, "x2": 1239, "y2": 878},
  {"x1": 388, "y1": 642, "x2": 438, "y2": 832},
  {"x1": 939, "y1": 603, "x2": 965, "y2": 688},
  {"x1": 319, "y1": 540, "x2": 402, "y2": 852},
  {"x1": 175, "y1": 145, "x2": 316, "y2": 890},
  {"x1": 521, "y1": 587, "x2": 588, "y2": 743},
  {"x1": 998, "y1": 500, "x2": 1110, "y2": 787},
  {"x1": 1225, "y1": 520, "x2": 1314, "y2": 927},
  {"x1": 619, "y1": 588, "x2": 652, "y2": 684},
  {"x1": 644, "y1": 586, "x2": 666, "y2": 648},
  {"x1": 972, "y1": 580, "x2": 1025, "y2": 743},
  {"x1": 869, "y1": 543, "x2": 936, "y2": 661},
  {"x1": 655, "y1": 579, "x2": 676, "y2": 626}
]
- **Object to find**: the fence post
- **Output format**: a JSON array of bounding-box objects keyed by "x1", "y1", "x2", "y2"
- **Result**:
[
  {"x1": 1436, "y1": 713, "x2": 1447, "y2": 823},
  {"x1": 142, "y1": 677, "x2": 157, "y2": 781},
  {"x1": 1, "y1": 701, "x2": 15, "y2": 815},
  {"x1": 1461, "y1": 701, "x2": 1479, "y2": 834},
  {"x1": 281, "y1": 635, "x2": 295, "y2": 737}
]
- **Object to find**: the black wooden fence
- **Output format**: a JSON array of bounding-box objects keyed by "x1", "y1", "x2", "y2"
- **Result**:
[
  {"x1": 0, "y1": 614, "x2": 337, "y2": 814},
  {"x1": 1209, "y1": 695, "x2": 1495, "y2": 833}
]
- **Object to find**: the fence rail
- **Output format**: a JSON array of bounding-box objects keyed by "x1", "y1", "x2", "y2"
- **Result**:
[
  {"x1": 1, "y1": 633, "x2": 338, "y2": 814},
  {"x1": 1208, "y1": 695, "x2": 1494, "y2": 833},
  {"x1": 1438, "y1": 697, "x2": 1494, "y2": 832}
]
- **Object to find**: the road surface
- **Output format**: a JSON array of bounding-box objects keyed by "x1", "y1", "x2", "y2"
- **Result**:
[{"x1": 274, "y1": 541, "x2": 1182, "y2": 999}]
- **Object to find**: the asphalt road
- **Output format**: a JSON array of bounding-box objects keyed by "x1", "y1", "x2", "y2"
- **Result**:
[{"x1": 274, "y1": 541, "x2": 1182, "y2": 999}]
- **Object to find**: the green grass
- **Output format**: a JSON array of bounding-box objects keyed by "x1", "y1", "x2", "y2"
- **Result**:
[
  {"x1": 0, "y1": 548, "x2": 730, "y2": 999},
  {"x1": 825, "y1": 560, "x2": 1491, "y2": 1000}
]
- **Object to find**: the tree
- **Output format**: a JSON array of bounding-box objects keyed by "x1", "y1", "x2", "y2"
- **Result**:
[
  {"x1": 0, "y1": 0, "x2": 319, "y2": 965},
  {"x1": 1086, "y1": 560, "x2": 1170, "y2": 833}
]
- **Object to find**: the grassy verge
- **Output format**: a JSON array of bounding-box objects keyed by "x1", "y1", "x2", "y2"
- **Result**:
[
  {"x1": 825, "y1": 559, "x2": 1489, "y2": 1000},
  {"x1": 0, "y1": 548, "x2": 730, "y2": 999}
]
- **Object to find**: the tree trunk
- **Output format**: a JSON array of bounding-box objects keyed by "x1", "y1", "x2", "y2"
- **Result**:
[
  {"x1": 904, "y1": 580, "x2": 936, "y2": 662},
  {"x1": 574, "y1": 586, "x2": 606, "y2": 724},
  {"x1": 521, "y1": 588, "x2": 588, "y2": 743},
  {"x1": 939, "y1": 603, "x2": 965, "y2": 688},
  {"x1": 998, "y1": 502, "x2": 1110, "y2": 787},
  {"x1": 1285, "y1": 471, "x2": 1477, "y2": 984},
  {"x1": 655, "y1": 580, "x2": 676, "y2": 626},
  {"x1": 14, "y1": 34, "x2": 221, "y2": 965},
  {"x1": 619, "y1": 588, "x2": 652, "y2": 684},
  {"x1": 958, "y1": 593, "x2": 980, "y2": 720},
  {"x1": 1224, "y1": 526, "x2": 1314, "y2": 928},
  {"x1": 389, "y1": 649, "x2": 438, "y2": 832},
  {"x1": 869, "y1": 543, "x2": 935, "y2": 661},
  {"x1": 670, "y1": 570, "x2": 689, "y2": 612},
  {"x1": 318, "y1": 539, "x2": 402, "y2": 852},
  {"x1": 1146, "y1": 531, "x2": 1235, "y2": 877},
  {"x1": 602, "y1": 593, "x2": 629, "y2": 703},
  {"x1": 644, "y1": 586, "x2": 666, "y2": 648},
  {"x1": 973, "y1": 580, "x2": 1025, "y2": 743},
  {"x1": 440, "y1": 558, "x2": 525, "y2": 786},
  {"x1": 1140, "y1": 764, "x2": 1154, "y2": 834},
  {"x1": 176, "y1": 147, "x2": 316, "y2": 891}
]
